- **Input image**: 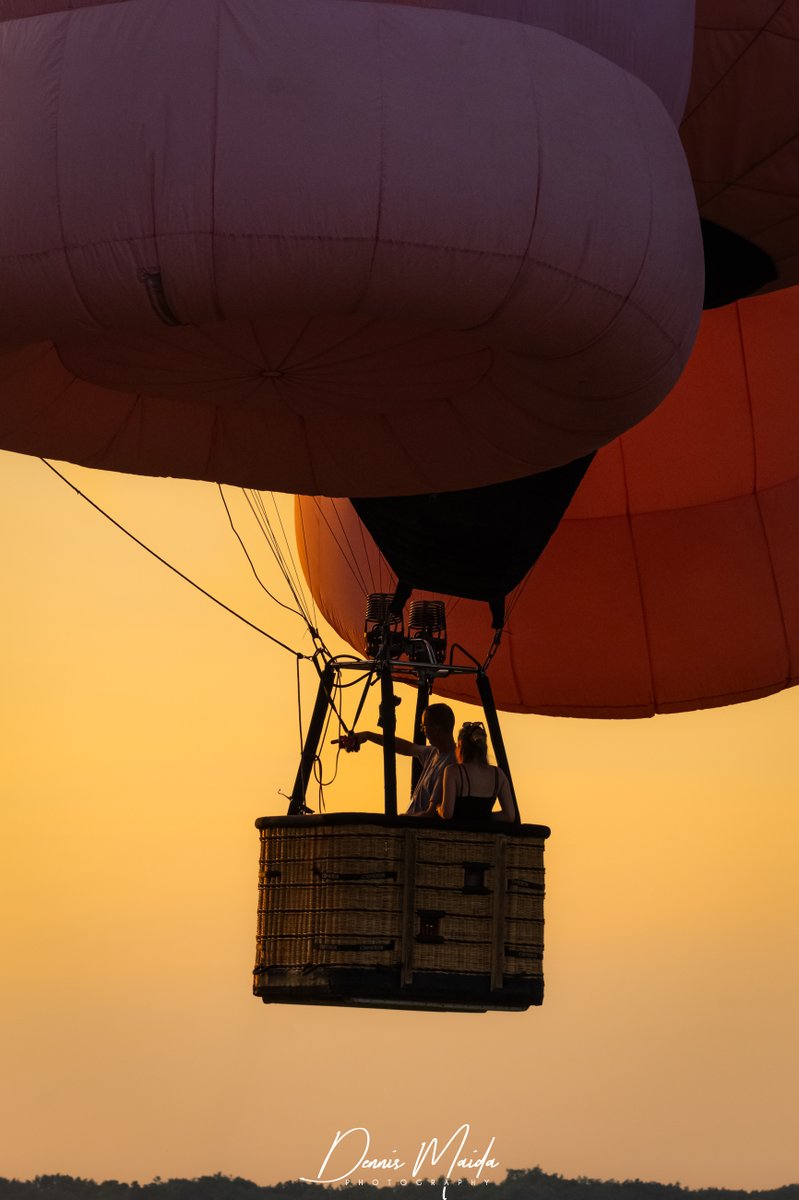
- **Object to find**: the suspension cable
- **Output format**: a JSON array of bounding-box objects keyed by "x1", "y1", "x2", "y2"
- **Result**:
[
  {"x1": 292, "y1": 493, "x2": 320, "y2": 630},
  {"x1": 236, "y1": 487, "x2": 322, "y2": 639},
  {"x1": 265, "y1": 490, "x2": 317, "y2": 627},
  {"x1": 329, "y1": 497, "x2": 373, "y2": 596},
  {"x1": 217, "y1": 485, "x2": 307, "y2": 621},
  {"x1": 41, "y1": 459, "x2": 308, "y2": 660},
  {"x1": 310, "y1": 496, "x2": 371, "y2": 597},
  {"x1": 295, "y1": 653, "x2": 304, "y2": 767},
  {"x1": 244, "y1": 491, "x2": 307, "y2": 607},
  {"x1": 482, "y1": 627, "x2": 505, "y2": 672}
]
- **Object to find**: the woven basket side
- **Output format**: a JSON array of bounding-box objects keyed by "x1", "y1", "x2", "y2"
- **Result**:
[
  {"x1": 258, "y1": 825, "x2": 407, "y2": 971},
  {"x1": 255, "y1": 821, "x2": 548, "y2": 1005}
]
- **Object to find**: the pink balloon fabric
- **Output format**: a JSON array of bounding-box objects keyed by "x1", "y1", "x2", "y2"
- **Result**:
[
  {"x1": 296, "y1": 287, "x2": 799, "y2": 718},
  {"x1": 0, "y1": 0, "x2": 702, "y2": 495},
  {"x1": 359, "y1": 0, "x2": 696, "y2": 124}
]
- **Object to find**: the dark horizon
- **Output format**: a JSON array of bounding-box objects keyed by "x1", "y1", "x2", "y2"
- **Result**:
[{"x1": 1, "y1": 1168, "x2": 798, "y2": 1200}]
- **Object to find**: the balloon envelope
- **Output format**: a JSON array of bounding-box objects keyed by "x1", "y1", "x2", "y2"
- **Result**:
[
  {"x1": 0, "y1": 0, "x2": 702, "y2": 495},
  {"x1": 296, "y1": 287, "x2": 799, "y2": 717}
]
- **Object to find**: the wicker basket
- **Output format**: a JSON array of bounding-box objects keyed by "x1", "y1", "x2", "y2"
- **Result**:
[{"x1": 253, "y1": 813, "x2": 549, "y2": 1012}]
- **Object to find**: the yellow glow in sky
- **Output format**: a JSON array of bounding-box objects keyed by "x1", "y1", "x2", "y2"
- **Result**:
[{"x1": 1, "y1": 450, "x2": 797, "y2": 1189}]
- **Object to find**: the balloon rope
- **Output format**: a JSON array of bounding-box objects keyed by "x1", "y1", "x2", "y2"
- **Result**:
[
  {"x1": 292, "y1": 492, "x2": 320, "y2": 629},
  {"x1": 241, "y1": 487, "x2": 320, "y2": 635},
  {"x1": 40, "y1": 458, "x2": 307, "y2": 660},
  {"x1": 296, "y1": 653, "x2": 304, "y2": 765},
  {"x1": 265, "y1": 489, "x2": 318, "y2": 629},
  {"x1": 217, "y1": 484, "x2": 308, "y2": 621},
  {"x1": 310, "y1": 496, "x2": 372, "y2": 597}
]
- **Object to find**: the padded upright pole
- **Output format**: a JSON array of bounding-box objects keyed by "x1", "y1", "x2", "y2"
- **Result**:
[
  {"x1": 410, "y1": 677, "x2": 432, "y2": 795},
  {"x1": 288, "y1": 664, "x2": 334, "y2": 815},
  {"x1": 476, "y1": 671, "x2": 520, "y2": 822},
  {"x1": 380, "y1": 664, "x2": 398, "y2": 817}
]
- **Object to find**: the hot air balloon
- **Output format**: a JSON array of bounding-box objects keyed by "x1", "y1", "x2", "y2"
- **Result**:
[
  {"x1": 296, "y1": 285, "x2": 799, "y2": 719},
  {"x1": 293, "y1": 0, "x2": 799, "y2": 720},
  {"x1": 281, "y1": 3, "x2": 799, "y2": 1006},
  {"x1": 4, "y1": 1, "x2": 793, "y2": 1011}
]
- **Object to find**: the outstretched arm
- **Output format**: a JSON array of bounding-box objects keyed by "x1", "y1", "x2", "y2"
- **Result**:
[{"x1": 332, "y1": 730, "x2": 418, "y2": 757}]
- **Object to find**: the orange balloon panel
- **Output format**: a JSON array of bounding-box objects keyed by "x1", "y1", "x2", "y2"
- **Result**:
[
  {"x1": 296, "y1": 288, "x2": 799, "y2": 717},
  {"x1": 682, "y1": 0, "x2": 799, "y2": 290}
]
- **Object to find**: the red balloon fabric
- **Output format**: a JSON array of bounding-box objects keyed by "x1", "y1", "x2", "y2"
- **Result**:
[
  {"x1": 682, "y1": 0, "x2": 799, "y2": 291},
  {"x1": 0, "y1": 0, "x2": 702, "y2": 495},
  {"x1": 296, "y1": 287, "x2": 799, "y2": 717}
]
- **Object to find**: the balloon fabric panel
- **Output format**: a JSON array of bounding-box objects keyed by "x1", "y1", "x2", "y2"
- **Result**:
[
  {"x1": 346, "y1": 0, "x2": 696, "y2": 124},
  {"x1": 351, "y1": 454, "x2": 594, "y2": 625},
  {"x1": 0, "y1": 0, "x2": 702, "y2": 494},
  {"x1": 296, "y1": 288, "x2": 799, "y2": 717},
  {"x1": 682, "y1": 0, "x2": 799, "y2": 291}
]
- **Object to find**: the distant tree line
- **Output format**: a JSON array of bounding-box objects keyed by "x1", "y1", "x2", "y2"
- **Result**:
[{"x1": 0, "y1": 1169, "x2": 797, "y2": 1200}]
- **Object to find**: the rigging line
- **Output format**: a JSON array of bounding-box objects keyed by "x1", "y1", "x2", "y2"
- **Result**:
[
  {"x1": 349, "y1": 662, "x2": 377, "y2": 733},
  {"x1": 315, "y1": 687, "x2": 344, "y2": 792},
  {"x1": 265, "y1": 489, "x2": 318, "y2": 628},
  {"x1": 245, "y1": 489, "x2": 313, "y2": 622},
  {"x1": 296, "y1": 654, "x2": 303, "y2": 767},
  {"x1": 257, "y1": 499, "x2": 317, "y2": 634},
  {"x1": 217, "y1": 484, "x2": 307, "y2": 620},
  {"x1": 293, "y1": 492, "x2": 320, "y2": 629},
  {"x1": 482, "y1": 628, "x2": 504, "y2": 672},
  {"x1": 272, "y1": 490, "x2": 319, "y2": 631},
  {"x1": 308, "y1": 652, "x2": 353, "y2": 734},
  {"x1": 323, "y1": 494, "x2": 374, "y2": 597},
  {"x1": 295, "y1": 496, "x2": 359, "y2": 605},
  {"x1": 243, "y1": 490, "x2": 289, "y2": 575},
  {"x1": 311, "y1": 496, "x2": 370, "y2": 597},
  {"x1": 505, "y1": 572, "x2": 533, "y2": 624},
  {"x1": 224, "y1": 487, "x2": 292, "y2": 609},
  {"x1": 327, "y1": 723, "x2": 343, "y2": 787},
  {"x1": 41, "y1": 459, "x2": 305, "y2": 660},
  {"x1": 264, "y1": 491, "x2": 305, "y2": 592},
  {"x1": 335, "y1": 673, "x2": 377, "y2": 689},
  {"x1": 331, "y1": 498, "x2": 373, "y2": 596},
  {"x1": 315, "y1": 700, "x2": 336, "y2": 789},
  {"x1": 354, "y1": 502, "x2": 380, "y2": 596},
  {"x1": 239, "y1": 520, "x2": 311, "y2": 643},
  {"x1": 247, "y1": 490, "x2": 292, "y2": 581}
]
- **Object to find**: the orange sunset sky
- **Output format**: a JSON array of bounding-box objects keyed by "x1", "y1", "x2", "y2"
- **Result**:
[{"x1": 1, "y1": 447, "x2": 798, "y2": 1190}]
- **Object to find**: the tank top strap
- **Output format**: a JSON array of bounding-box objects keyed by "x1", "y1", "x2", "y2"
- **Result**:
[{"x1": 458, "y1": 763, "x2": 467, "y2": 794}]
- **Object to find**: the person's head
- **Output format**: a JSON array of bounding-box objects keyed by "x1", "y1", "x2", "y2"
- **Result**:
[
  {"x1": 457, "y1": 721, "x2": 489, "y2": 765},
  {"x1": 420, "y1": 703, "x2": 455, "y2": 750}
]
